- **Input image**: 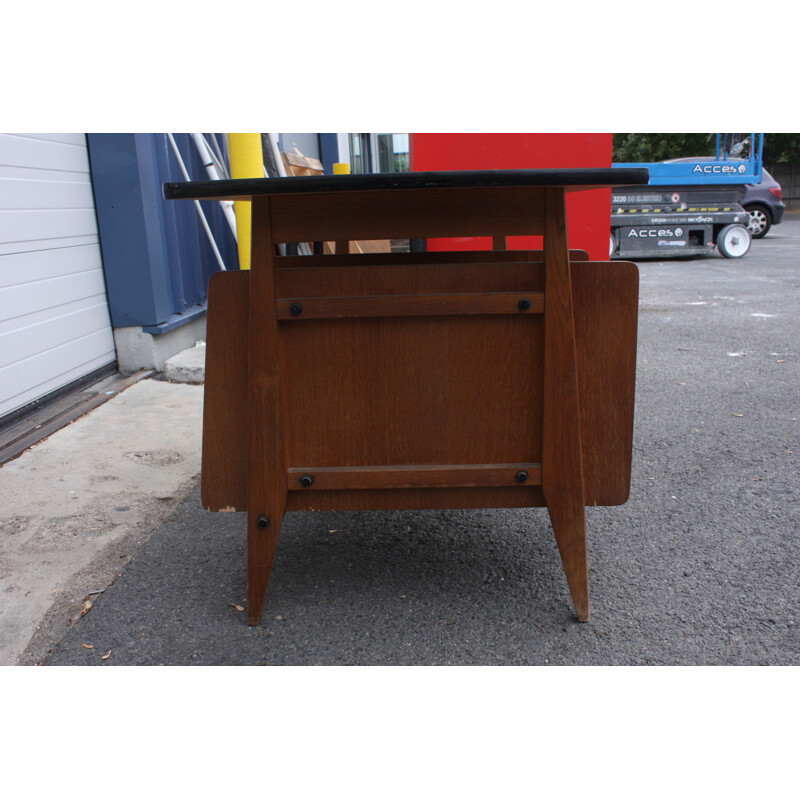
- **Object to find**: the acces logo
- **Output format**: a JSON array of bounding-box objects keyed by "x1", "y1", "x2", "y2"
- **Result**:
[
  {"x1": 627, "y1": 227, "x2": 683, "y2": 238},
  {"x1": 691, "y1": 163, "x2": 748, "y2": 175}
]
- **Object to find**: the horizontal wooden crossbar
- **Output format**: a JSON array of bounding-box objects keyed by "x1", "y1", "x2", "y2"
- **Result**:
[
  {"x1": 287, "y1": 464, "x2": 543, "y2": 491},
  {"x1": 276, "y1": 292, "x2": 544, "y2": 320}
]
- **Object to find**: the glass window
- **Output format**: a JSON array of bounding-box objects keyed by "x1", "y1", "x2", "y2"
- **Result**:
[
  {"x1": 377, "y1": 133, "x2": 409, "y2": 172},
  {"x1": 349, "y1": 134, "x2": 409, "y2": 174},
  {"x1": 348, "y1": 133, "x2": 370, "y2": 174}
]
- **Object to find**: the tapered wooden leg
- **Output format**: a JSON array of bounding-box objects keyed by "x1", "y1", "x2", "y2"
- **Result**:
[
  {"x1": 542, "y1": 187, "x2": 590, "y2": 622},
  {"x1": 546, "y1": 495, "x2": 589, "y2": 622},
  {"x1": 247, "y1": 507, "x2": 285, "y2": 625},
  {"x1": 246, "y1": 198, "x2": 288, "y2": 625}
]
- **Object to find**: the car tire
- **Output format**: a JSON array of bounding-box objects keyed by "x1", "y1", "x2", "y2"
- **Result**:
[
  {"x1": 717, "y1": 224, "x2": 751, "y2": 258},
  {"x1": 745, "y1": 204, "x2": 772, "y2": 238},
  {"x1": 609, "y1": 232, "x2": 616, "y2": 258}
]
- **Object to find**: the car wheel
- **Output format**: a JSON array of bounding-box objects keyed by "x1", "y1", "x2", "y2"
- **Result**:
[
  {"x1": 609, "y1": 232, "x2": 616, "y2": 258},
  {"x1": 745, "y1": 204, "x2": 772, "y2": 238},
  {"x1": 717, "y1": 224, "x2": 751, "y2": 258}
]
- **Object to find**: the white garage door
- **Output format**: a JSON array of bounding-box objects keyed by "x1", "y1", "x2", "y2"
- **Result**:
[{"x1": 0, "y1": 133, "x2": 116, "y2": 419}]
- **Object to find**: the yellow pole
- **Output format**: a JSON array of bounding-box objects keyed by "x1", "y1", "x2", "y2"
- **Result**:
[{"x1": 227, "y1": 133, "x2": 264, "y2": 270}]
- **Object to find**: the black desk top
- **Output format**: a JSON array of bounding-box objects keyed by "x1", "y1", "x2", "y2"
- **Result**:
[{"x1": 163, "y1": 168, "x2": 650, "y2": 201}]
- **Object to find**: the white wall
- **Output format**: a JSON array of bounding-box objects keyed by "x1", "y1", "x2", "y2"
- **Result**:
[{"x1": 0, "y1": 133, "x2": 116, "y2": 419}]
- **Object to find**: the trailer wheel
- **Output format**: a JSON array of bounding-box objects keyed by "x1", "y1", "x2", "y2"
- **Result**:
[{"x1": 717, "y1": 224, "x2": 751, "y2": 258}]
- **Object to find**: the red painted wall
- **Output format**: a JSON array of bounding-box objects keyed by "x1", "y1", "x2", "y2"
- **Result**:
[{"x1": 410, "y1": 133, "x2": 612, "y2": 259}]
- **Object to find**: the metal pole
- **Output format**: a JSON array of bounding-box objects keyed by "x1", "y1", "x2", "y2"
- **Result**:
[
  {"x1": 166, "y1": 133, "x2": 227, "y2": 271},
  {"x1": 190, "y1": 133, "x2": 237, "y2": 236}
]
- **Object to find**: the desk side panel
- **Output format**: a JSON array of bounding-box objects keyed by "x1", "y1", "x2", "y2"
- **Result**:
[
  {"x1": 201, "y1": 270, "x2": 250, "y2": 511},
  {"x1": 573, "y1": 260, "x2": 639, "y2": 506}
]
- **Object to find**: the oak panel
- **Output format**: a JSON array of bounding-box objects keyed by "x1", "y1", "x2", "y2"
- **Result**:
[
  {"x1": 268, "y1": 187, "x2": 546, "y2": 243},
  {"x1": 201, "y1": 256, "x2": 638, "y2": 512}
]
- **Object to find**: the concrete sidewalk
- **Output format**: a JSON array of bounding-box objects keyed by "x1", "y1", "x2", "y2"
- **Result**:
[{"x1": 0, "y1": 377, "x2": 203, "y2": 665}]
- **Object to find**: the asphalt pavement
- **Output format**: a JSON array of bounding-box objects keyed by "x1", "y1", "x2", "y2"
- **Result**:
[{"x1": 41, "y1": 218, "x2": 800, "y2": 665}]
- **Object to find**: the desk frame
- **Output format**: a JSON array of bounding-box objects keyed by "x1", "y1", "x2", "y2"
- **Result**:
[{"x1": 165, "y1": 172, "x2": 644, "y2": 625}]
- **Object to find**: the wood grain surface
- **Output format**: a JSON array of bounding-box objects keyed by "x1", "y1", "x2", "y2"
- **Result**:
[
  {"x1": 275, "y1": 292, "x2": 544, "y2": 320},
  {"x1": 268, "y1": 187, "x2": 546, "y2": 243},
  {"x1": 541, "y1": 188, "x2": 589, "y2": 621},
  {"x1": 202, "y1": 253, "x2": 638, "y2": 515},
  {"x1": 244, "y1": 199, "x2": 287, "y2": 624}
]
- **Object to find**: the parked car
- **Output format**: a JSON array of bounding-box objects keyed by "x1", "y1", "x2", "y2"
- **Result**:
[
  {"x1": 663, "y1": 157, "x2": 786, "y2": 238},
  {"x1": 741, "y1": 167, "x2": 786, "y2": 237}
]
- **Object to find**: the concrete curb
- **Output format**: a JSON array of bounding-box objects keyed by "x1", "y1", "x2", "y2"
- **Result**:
[{"x1": 164, "y1": 342, "x2": 206, "y2": 384}]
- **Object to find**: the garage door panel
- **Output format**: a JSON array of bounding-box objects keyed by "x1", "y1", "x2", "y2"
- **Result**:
[
  {"x1": 0, "y1": 282, "x2": 111, "y2": 337},
  {"x1": 0, "y1": 133, "x2": 116, "y2": 419},
  {"x1": 0, "y1": 176, "x2": 96, "y2": 210},
  {"x1": 0, "y1": 234, "x2": 99, "y2": 258},
  {"x1": 0, "y1": 208, "x2": 100, "y2": 244},
  {"x1": 0, "y1": 335, "x2": 117, "y2": 418},
  {"x1": 0, "y1": 164, "x2": 96, "y2": 183},
  {"x1": 14, "y1": 133, "x2": 88, "y2": 146},
  {"x1": 0, "y1": 244, "x2": 104, "y2": 289},
  {"x1": 0, "y1": 133, "x2": 90, "y2": 173},
  {"x1": 0, "y1": 301, "x2": 114, "y2": 368}
]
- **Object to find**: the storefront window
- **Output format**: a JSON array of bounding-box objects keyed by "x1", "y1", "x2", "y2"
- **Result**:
[{"x1": 349, "y1": 133, "x2": 409, "y2": 174}]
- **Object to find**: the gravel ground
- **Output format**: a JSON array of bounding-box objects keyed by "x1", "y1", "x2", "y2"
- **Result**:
[{"x1": 43, "y1": 220, "x2": 800, "y2": 666}]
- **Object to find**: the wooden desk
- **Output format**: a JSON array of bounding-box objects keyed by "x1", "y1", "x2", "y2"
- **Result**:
[{"x1": 164, "y1": 168, "x2": 648, "y2": 624}]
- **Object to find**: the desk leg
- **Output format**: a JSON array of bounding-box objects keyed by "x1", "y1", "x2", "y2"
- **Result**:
[
  {"x1": 542, "y1": 188, "x2": 590, "y2": 622},
  {"x1": 246, "y1": 198, "x2": 287, "y2": 625}
]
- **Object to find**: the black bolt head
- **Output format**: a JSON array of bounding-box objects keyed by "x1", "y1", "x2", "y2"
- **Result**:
[
  {"x1": 300, "y1": 474, "x2": 314, "y2": 487},
  {"x1": 289, "y1": 303, "x2": 303, "y2": 316},
  {"x1": 257, "y1": 514, "x2": 271, "y2": 529},
  {"x1": 515, "y1": 470, "x2": 529, "y2": 483},
  {"x1": 518, "y1": 298, "x2": 531, "y2": 311}
]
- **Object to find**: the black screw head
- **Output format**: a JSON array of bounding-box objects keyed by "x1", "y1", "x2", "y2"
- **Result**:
[
  {"x1": 257, "y1": 514, "x2": 271, "y2": 529},
  {"x1": 515, "y1": 470, "x2": 529, "y2": 483},
  {"x1": 300, "y1": 474, "x2": 314, "y2": 487},
  {"x1": 518, "y1": 298, "x2": 531, "y2": 311},
  {"x1": 289, "y1": 302, "x2": 303, "y2": 316}
]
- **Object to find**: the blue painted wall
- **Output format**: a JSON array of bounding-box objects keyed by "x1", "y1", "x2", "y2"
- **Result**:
[
  {"x1": 87, "y1": 133, "x2": 239, "y2": 331},
  {"x1": 319, "y1": 133, "x2": 341, "y2": 176}
]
